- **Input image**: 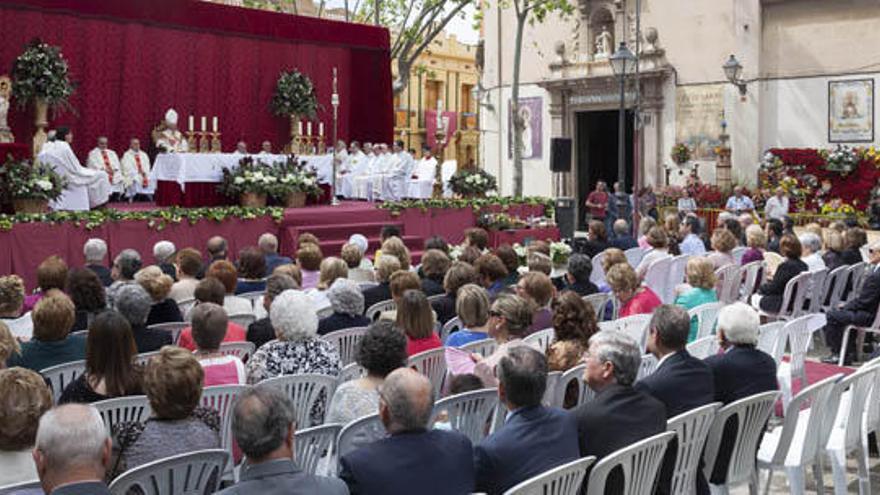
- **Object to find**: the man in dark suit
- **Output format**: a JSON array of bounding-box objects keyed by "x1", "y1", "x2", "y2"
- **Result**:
[
  {"x1": 83, "y1": 238, "x2": 113, "y2": 287},
  {"x1": 636, "y1": 305, "x2": 715, "y2": 417},
  {"x1": 32, "y1": 404, "x2": 114, "y2": 495},
  {"x1": 474, "y1": 347, "x2": 579, "y2": 494},
  {"x1": 703, "y1": 302, "x2": 777, "y2": 489},
  {"x1": 339, "y1": 368, "x2": 474, "y2": 495},
  {"x1": 361, "y1": 255, "x2": 400, "y2": 315},
  {"x1": 635, "y1": 305, "x2": 715, "y2": 495},
  {"x1": 217, "y1": 387, "x2": 348, "y2": 495},
  {"x1": 247, "y1": 274, "x2": 297, "y2": 347},
  {"x1": 573, "y1": 331, "x2": 666, "y2": 494},
  {"x1": 554, "y1": 253, "x2": 598, "y2": 296},
  {"x1": 608, "y1": 219, "x2": 638, "y2": 250},
  {"x1": 822, "y1": 243, "x2": 880, "y2": 364},
  {"x1": 259, "y1": 233, "x2": 293, "y2": 277}
]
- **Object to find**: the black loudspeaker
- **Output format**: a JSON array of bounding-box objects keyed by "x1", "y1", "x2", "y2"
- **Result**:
[
  {"x1": 550, "y1": 137, "x2": 572, "y2": 172},
  {"x1": 555, "y1": 197, "x2": 575, "y2": 239}
]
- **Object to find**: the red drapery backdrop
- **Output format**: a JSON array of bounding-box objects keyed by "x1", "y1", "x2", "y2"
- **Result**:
[{"x1": 0, "y1": 0, "x2": 393, "y2": 159}]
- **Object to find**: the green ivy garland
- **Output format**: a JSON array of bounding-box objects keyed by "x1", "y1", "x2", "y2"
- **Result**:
[{"x1": 377, "y1": 196, "x2": 555, "y2": 218}]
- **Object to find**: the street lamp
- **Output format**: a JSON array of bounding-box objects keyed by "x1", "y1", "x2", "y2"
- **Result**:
[
  {"x1": 609, "y1": 42, "x2": 637, "y2": 189},
  {"x1": 722, "y1": 54, "x2": 747, "y2": 96}
]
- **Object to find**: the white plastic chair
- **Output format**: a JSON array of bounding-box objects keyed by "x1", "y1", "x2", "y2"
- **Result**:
[
  {"x1": 839, "y1": 308, "x2": 880, "y2": 366},
  {"x1": 644, "y1": 256, "x2": 673, "y2": 305},
  {"x1": 0, "y1": 480, "x2": 41, "y2": 494},
  {"x1": 358, "y1": 281, "x2": 379, "y2": 291},
  {"x1": 258, "y1": 374, "x2": 338, "y2": 428},
  {"x1": 366, "y1": 299, "x2": 396, "y2": 321},
  {"x1": 590, "y1": 251, "x2": 607, "y2": 286},
  {"x1": 294, "y1": 423, "x2": 341, "y2": 476},
  {"x1": 687, "y1": 336, "x2": 719, "y2": 360},
  {"x1": 108, "y1": 449, "x2": 228, "y2": 495},
  {"x1": 825, "y1": 365, "x2": 877, "y2": 495},
  {"x1": 636, "y1": 354, "x2": 658, "y2": 382},
  {"x1": 40, "y1": 359, "x2": 86, "y2": 403},
  {"x1": 177, "y1": 297, "x2": 196, "y2": 317},
  {"x1": 732, "y1": 246, "x2": 747, "y2": 265},
  {"x1": 228, "y1": 313, "x2": 256, "y2": 327},
  {"x1": 582, "y1": 293, "x2": 612, "y2": 322},
  {"x1": 739, "y1": 261, "x2": 764, "y2": 303},
  {"x1": 237, "y1": 291, "x2": 264, "y2": 311},
  {"x1": 147, "y1": 321, "x2": 189, "y2": 344},
  {"x1": 504, "y1": 455, "x2": 596, "y2": 495},
  {"x1": 335, "y1": 413, "x2": 386, "y2": 460},
  {"x1": 441, "y1": 316, "x2": 463, "y2": 343},
  {"x1": 666, "y1": 255, "x2": 691, "y2": 304},
  {"x1": 778, "y1": 313, "x2": 826, "y2": 413},
  {"x1": 714, "y1": 264, "x2": 741, "y2": 304},
  {"x1": 625, "y1": 247, "x2": 645, "y2": 268},
  {"x1": 848, "y1": 262, "x2": 869, "y2": 299},
  {"x1": 756, "y1": 321, "x2": 787, "y2": 367},
  {"x1": 321, "y1": 326, "x2": 369, "y2": 366},
  {"x1": 542, "y1": 371, "x2": 562, "y2": 407},
  {"x1": 552, "y1": 364, "x2": 592, "y2": 409},
  {"x1": 460, "y1": 337, "x2": 498, "y2": 357},
  {"x1": 430, "y1": 388, "x2": 498, "y2": 444},
  {"x1": 806, "y1": 268, "x2": 829, "y2": 314},
  {"x1": 219, "y1": 341, "x2": 256, "y2": 362},
  {"x1": 200, "y1": 384, "x2": 247, "y2": 460},
  {"x1": 407, "y1": 347, "x2": 447, "y2": 399},
  {"x1": 599, "y1": 314, "x2": 652, "y2": 352},
  {"x1": 702, "y1": 391, "x2": 780, "y2": 495},
  {"x1": 688, "y1": 302, "x2": 724, "y2": 340},
  {"x1": 426, "y1": 293, "x2": 446, "y2": 304},
  {"x1": 523, "y1": 328, "x2": 555, "y2": 353},
  {"x1": 338, "y1": 362, "x2": 367, "y2": 383},
  {"x1": 585, "y1": 431, "x2": 676, "y2": 495},
  {"x1": 667, "y1": 402, "x2": 722, "y2": 495},
  {"x1": 757, "y1": 373, "x2": 843, "y2": 495},
  {"x1": 93, "y1": 395, "x2": 152, "y2": 435},
  {"x1": 821, "y1": 265, "x2": 851, "y2": 313},
  {"x1": 758, "y1": 272, "x2": 810, "y2": 322}
]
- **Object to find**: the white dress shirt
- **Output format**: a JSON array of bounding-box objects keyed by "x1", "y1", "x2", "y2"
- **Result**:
[{"x1": 764, "y1": 195, "x2": 789, "y2": 220}]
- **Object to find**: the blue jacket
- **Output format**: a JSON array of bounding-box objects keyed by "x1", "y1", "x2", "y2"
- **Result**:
[
  {"x1": 474, "y1": 405, "x2": 580, "y2": 495},
  {"x1": 635, "y1": 351, "x2": 715, "y2": 418}
]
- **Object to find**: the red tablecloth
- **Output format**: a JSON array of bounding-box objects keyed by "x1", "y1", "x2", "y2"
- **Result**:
[{"x1": 488, "y1": 227, "x2": 560, "y2": 248}]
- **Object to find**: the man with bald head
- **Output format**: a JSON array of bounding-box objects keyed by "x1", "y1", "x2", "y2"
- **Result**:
[
  {"x1": 206, "y1": 236, "x2": 228, "y2": 262},
  {"x1": 86, "y1": 136, "x2": 125, "y2": 200},
  {"x1": 339, "y1": 368, "x2": 474, "y2": 495},
  {"x1": 121, "y1": 138, "x2": 154, "y2": 200},
  {"x1": 32, "y1": 404, "x2": 112, "y2": 494}
]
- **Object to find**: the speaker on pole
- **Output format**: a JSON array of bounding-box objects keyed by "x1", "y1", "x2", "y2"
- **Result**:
[{"x1": 550, "y1": 137, "x2": 572, "y2": 172}]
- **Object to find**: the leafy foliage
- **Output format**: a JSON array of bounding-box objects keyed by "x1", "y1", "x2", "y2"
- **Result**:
[
  {"x1": 449, "y1": 168, "x2": 497, "y2": 195},
  {"x1": 270, "y1": 70, "x2": 319, "y2": 118},
  {"x1": 377, "y1": 195, "x2": 554, "y2": 217},
  {"x1": 0, "y1": 156, "x2": 66, "y2": 201},
  {"x1": 218, "y1": 156, "x2": 322, "y2": 199},
  {"x1": 10, "y1": 39, "x2": 75, "y2": 111}
]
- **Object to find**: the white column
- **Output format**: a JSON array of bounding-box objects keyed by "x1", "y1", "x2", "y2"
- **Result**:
[{"x1": 729, "y1": 0, "x2": 762, "y2": 186}]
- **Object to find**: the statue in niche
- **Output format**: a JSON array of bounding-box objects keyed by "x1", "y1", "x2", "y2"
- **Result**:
[{"x1": 595, "y1": 26, "x2": 613, "y2": 59}]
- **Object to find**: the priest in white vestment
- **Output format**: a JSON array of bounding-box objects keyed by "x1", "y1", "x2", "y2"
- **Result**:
[
  {"x1": 259, "y1": 141, "x2": 273, "y2": 155},
  {"x1": 38, "y1": 128, "x2": 111, "y2": 210},
  {"x1": 155, "y1": 109, "x2": 189, "y2": 153},
  {"x1": 121, "y1": 138, "x2": 155, "y2": 198},
  {"x1": 86, "y1": 136, "x2": 125, "y2": 197},
  {"x1": 407, "y1": 146, "x2": 438, "y2": 199},
  {"x1": 381, "y1": 141, "x2": 416, "y2": 201},
  {"x1": 372, "y1": 143, "x2": 403, "y2": 200},
  {"x1": 353, "y1": 144, "x2": 384, "y2": 200},
  {"x1": 234, "y1": 141, "x2": 249, "y2": 155},
  {"x1": 339, "y1": 142, "x2": 367, "y2": 198}
]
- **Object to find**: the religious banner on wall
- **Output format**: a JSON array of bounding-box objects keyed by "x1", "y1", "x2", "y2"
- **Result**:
[
  {"x1": 828, "y1": 79, "x2": 874, "y2": 143},
  {"x1": 507, "y1": 97, "x2": 543, "y2": 160},
  {"x1": 675, "y1": 85, "x2": 724, "y2": 161},
  {"x1": 425, "y1": 110, "x2": 458, "y2": 149}
]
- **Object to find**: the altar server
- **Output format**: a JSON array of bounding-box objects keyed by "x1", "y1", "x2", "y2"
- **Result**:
[
  {"x1": 38, "y1": 128, "x2": 111, "y2": 210},
  {"x1": 155, "y1": 108, "x2": 189, "y2": 153},
  {"x1": 121, "y1": 138, "x2": 155, "y2": 199},
  {"x1": 354, "y1": 143, "x2": 385, "y2": 200},
  {"x1": 373, "y1": 143, "x2": 403, "y2": 200},
  {"x1": 381, "y1": 140, "x2": 415, "y2": 201},
  {"x1": 408, "y1": 146, "x2": 438, "y2": 199},
  {"x1": 87, "y1": 137, "x2": 125, "y2": 197}
]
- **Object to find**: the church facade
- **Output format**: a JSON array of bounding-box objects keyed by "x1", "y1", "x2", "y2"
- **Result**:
[{"x1": 479, "y1": 0, "x2": 880, "y2": 218}]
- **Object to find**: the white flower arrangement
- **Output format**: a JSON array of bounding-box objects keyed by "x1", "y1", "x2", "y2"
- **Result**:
[{"x1": 549, "y1": 241, "x2": 572, "y2": 266}]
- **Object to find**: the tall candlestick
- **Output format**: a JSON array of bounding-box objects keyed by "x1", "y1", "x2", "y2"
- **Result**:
[
  {"x1": 188, "y1": 115, "x2": 194, "y2": 132},
  {"x1": 307, "y1": 122, "x2": 312, "y2": 136},
  {"x1": 212, "y1": 116, "x2": 218, "y2": 133},
  {"x1": 319, "y1": 122, "x2": 324, "y2": 136},
  {"x1": 201, "y1": 116, "x2": 207, "y2": 132},
  {"x1": 298, "y1": 121, "x2": 303, "y2": 135}
]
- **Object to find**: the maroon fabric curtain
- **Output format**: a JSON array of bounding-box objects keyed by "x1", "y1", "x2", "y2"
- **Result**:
[{"x1": 0, "y1": 0, "x2": 393, "y2": 159}]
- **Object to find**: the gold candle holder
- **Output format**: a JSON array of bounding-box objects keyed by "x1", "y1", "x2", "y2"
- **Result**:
[
  {"x1": 317, "y1": 137, "x2": 326, "y2": 155},
  {"x1": 211, "y1": 132, "x2": 222, "y2": 153},
  {"x1": 186, "y1": 131, "x2": 196, "y2": 153},
  {"x1": 198, "y1": 131, "x2": 211, "y2": 153}
]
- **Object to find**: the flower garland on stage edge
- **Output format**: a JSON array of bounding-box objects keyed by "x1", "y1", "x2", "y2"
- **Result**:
[{"x1": 377, "y1": 196, "x2": 556, "y2": 218}]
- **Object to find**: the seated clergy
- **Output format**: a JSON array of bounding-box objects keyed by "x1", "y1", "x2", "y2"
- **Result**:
[
  {"x1": 86, "y1": 136, "x2": 125, "y2": 196},
  {"x1": 407, "y1": 146, "x2": 437, "y2": 199},
  {"x1": 38, "y1": 127, "x2": 111, "y2": 210},
  {"x1": 371, "y1": 143, "x2": 402, "y2": 200},
  {"x1": 339, "y1": 368, "x2": 474, "y2": 495},
  {"x1": 337, "y1": 141, "x2": 365, "y2": 198},
  {"x1": 379, "y1": 141, "x2": 415, "y2": 202},
  {"x1": 474, "y1": 346, "x2": 580, "y2": 495},
  {"x1": 153, "y1": 108, "x2": 189, "y2": 153},
  {"x1": 259, "y1": 140, "x2": 273, "y2": 155},
  {"x1": 121, "y1": 138, "x2": 155, "y2": 198},
  {"x1": 234, "y1": 141, "x2": 248, "y2": 154},
  {"x1": 353, "y1": 143, "x2": 383, "y2": 200}
]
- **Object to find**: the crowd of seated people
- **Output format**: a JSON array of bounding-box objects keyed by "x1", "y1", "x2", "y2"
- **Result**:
[{"x1": 0, "y1": 212, "x2": 877, "y2": 495}]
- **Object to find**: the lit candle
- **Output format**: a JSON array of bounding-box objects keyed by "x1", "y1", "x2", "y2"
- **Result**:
[
  {"x1": 201, "y1": 116, "x2": 207, "y2": 132},
  {"x1": 307, "y1": 122, "x2": 312, "y2": 136},
  {"x1": 319, "y1": 122, "x2": 324, "y2": 136},
  {"x1": 188, "y1": 115, "x2": 194, "y2": 132},
  {"x1": 298, "y1": 121, "x2": 303, "y2": 135},
  {"x1": 212, "y1": 116, "x2": 218, "y2": 133}
]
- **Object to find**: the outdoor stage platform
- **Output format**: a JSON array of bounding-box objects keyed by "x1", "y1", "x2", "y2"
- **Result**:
[{"x1": 0, "y1": 200, "x2": 555, "y2": 291}]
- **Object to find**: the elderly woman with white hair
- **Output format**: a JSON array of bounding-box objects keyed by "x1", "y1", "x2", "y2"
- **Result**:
[
  {"x1": 83, "y1": 238, "x2": 112, "y2": 286},
  {"x1": 318, "y1": 278, "x2": 371, "y2": 335},
  {"x1": 152, "y1": 240, "x2": 177, "y2": 281},
  {"x1": 107, "y1": 248, "x2": 142, "y2": 309},
  {"x1": 798, "y1": 232, "x2": 826, "y2": 272},
  {"x1": 348, "y1": 233, "x2": 374, "y2": 269}
]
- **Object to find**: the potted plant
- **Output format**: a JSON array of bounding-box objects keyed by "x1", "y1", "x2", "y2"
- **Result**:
[
  {"x1": 670, "y1": 143, "x2": 691, "y2": 165},
  {"x1": 218, "y1": 157, "x2": 276, "y2": 207},
  {"x1": 271, "y1": 69, "x2": 319, "y2": 148},
  {"x1": 266, "y1": 157, "x2": 322, "y2": 208},
  {"x1": 0, "y1": 156, "x2": 66, "y2": 213},
  {"x1": 10, "y1": 39, "x2": 76, "y2": 154},
  {"x1": 449, "y1": 168, "x2": 498, "y2": 198}
]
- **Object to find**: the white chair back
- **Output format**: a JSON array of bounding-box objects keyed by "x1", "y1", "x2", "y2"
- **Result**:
[
  {"x1": 731, "y1": 246, "x2": 747, "y2": 265},
  {"x1": 590, "y1": 251, "x2": 607, "y2": 285},
  {"x1": 644, "y1": 256, "x2": 673, "y2": 305},
  {"x1": 358, "y1": 281, "x2": 379, "y2": 291},
  {"x1": 714, "y1": 264, "x2": 741, "y2": 304},
  {"x1": 0, "y1": 480, "x2": 41, "y2": 494},
  {"x1": 134, "y1": 350, "x2": 161, "y2": 367},
  {"x1": 40, "y1": 359, "x2": 86, "y2": 403},
  {"x1": 780, "y1": 271, "x2": 812, "y2": 320},
  {"x1": 552, "y1": 364, "x2": 593, "y2": 409},
  {"x1": 701, "y1": 391, "x2": 779, "y2": 490},
  {"x1": 177, "y1": 298, "x2": 196, "y2": 317},
  {"x1": 430, "y1": 388, "x2": 499, "y2": 444},
  {"x1": 543, "y1": 371, "x2": 562, "y2": 407},
  {"x1": 218, "y1": 341, "x2": 255, "y2": 362},
  {"x1": 228, "y1": 313, "x2": 256, "y2": 327},
  {"x1": 822, "y1": 264, "x2": 851, "y2": 312},
  {"x1": 667, "y1": 402, "x2": 722, "y2": 495},
  {"x1": 93, "y1": 395, "x2": 152, "y2": 435},
  {"x1": 147, "y1": 321, "x2": 189, "y2": 345},
  {"x1": 833, "y1": 365, "x2": 877, "y2": 456},
  {"x1": 806, "y1": 268, "x2": 828, "y2": 314},
  {"x1": 338, "y1": 362, "x2": 367, "y2": 383},
  {"x1": 738, "y1": 261, "x2": 764, "y2": 302},
  {"x1": 460, "y1": 337, "x2": 498, "y2": 357},
  {"x1": 335, "y1": 413, "x2": 386, "y2": 460},
  {"x1": 258, "y1": 374, "x2": 338, "y2": 428},
  {"x1": 625, "y1": 247, "x2": 645, "y2": 268},
  {"x1": 756, "y1": 321, "x2": 786, "y2": 366},
  {"x1": 600, "y1": 314, "x2": 651, "y2": 352},
  {"x1": 426, "y1": 293, "x2": 446, "y2": 304},
  {"x1": 504, "y1": 455, "x2": 596, "y2": 495},
  {"x1": 523, "y1": 328, "x2": 555, "y2": 353},
  {"x1": 200, "y1": 384, "x2": 247, "y2": 455},
  {"x1": 108, "y1": 449, "x2": 228, "y2": 495},
  {"x1": 365, "y1": 299, "x2": 396, "y2": 321},
  {"x1": 321, "y1": 326, "x2": 369, "y2": 366},
  {"x1": 585, "y1": 431, "x2": 676, "y2": 495},
  {"x1": 849, "y1": 261, "x2": 870, "y2": 297},
  {"x1": 665, "y1": 255, "x2": 691, "y2": 303},
  {"x1": 688, "y1": 302, "x2": 724, "y2": 340},
  {"x1": 407, "y1": 347, "x2": 447, "y2": 399},
  {"x1": 686, "y1": 336, "x2": 719, "y2": 360},
  {"x1": 583, "y1": 293, "x2": 612, "y2": 321},
  {"x1": 441, "y1": 317, "x2": 463, "y2": 343},
  {"x1": 237, "y1": 291, "x2": 264, "y2": 311},
  {"x1": 294, "y1": 424, "x2": 341, "y2": 476},
  {"x1": 636, "y1": 354, "x2": 658, "y2": 382}
]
